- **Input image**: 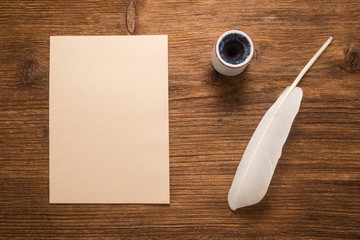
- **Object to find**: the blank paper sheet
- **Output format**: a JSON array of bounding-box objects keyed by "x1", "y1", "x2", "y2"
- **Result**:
[{"x1": 49, "y1": 36, "x2": 169, "y2": 204}]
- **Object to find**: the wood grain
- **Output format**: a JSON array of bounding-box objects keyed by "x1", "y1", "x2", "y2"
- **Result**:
[{"x1": 0, "y1": 0, "x2": 359, "y2": 239}]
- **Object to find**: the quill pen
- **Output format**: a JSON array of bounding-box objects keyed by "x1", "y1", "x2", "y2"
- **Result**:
[{"x1": 228, "y1": 36, "x2": 333, "y2": 210}]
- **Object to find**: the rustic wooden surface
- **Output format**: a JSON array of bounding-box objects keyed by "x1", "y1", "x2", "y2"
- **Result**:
[{"x1": 1, "y1": 0, "x2": 359, "y2": 239}]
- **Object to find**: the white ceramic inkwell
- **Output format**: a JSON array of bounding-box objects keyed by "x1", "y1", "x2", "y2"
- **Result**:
[{"x1": 211, "y1": 30, "x2": 254, "y2": 76}]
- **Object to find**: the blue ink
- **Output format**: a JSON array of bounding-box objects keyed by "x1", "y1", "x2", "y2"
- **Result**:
[{"x1": 219, "y1": 33, "x2": 251, "y2": 65}]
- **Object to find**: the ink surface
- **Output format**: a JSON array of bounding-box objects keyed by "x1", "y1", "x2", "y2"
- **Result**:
[{"x1": 219, "y1": 33, "x2": 251, "y2": 65}]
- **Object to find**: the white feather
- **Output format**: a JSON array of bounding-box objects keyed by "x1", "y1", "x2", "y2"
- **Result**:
[
  {"x1": 228, "y1": 87, "x2": 302, "y2": 210},
  {"x1": 228, "y1": 36, "x2": 333, "y2": 210}
]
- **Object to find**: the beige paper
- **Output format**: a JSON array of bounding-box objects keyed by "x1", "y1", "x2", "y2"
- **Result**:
[{"x1": 49, "y1": 36, "x2": 169, "y2": 204}]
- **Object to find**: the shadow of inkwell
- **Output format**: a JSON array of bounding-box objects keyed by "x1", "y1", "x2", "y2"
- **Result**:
[{"x1": 208, "y1": 68, "x2": 250, "y2": 109}]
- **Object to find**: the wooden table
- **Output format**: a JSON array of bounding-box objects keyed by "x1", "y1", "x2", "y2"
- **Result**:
[{"x1": 1, "y1": 0, "x2": 359, "y2": 239}]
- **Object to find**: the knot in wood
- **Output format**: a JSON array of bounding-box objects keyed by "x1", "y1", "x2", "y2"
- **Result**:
[
  {"x1": 126, "y1": 1, "x2": 136, "y2": 34},
  {"x1": 19, "y1": 60, "x2": 39, "y2": 87},
  {"x1": 339, "y1": 48, "x2": 360, "y2": 73}
]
